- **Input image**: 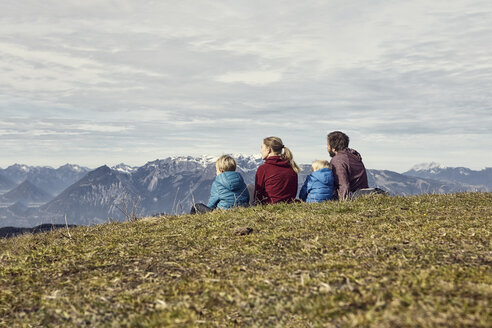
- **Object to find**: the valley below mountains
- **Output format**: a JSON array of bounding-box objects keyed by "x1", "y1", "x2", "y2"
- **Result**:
[{"x1": 0, "y1": 157, "x2": 490, "y2": 228}]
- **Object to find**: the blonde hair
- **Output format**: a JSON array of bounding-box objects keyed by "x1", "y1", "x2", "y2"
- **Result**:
[
  {"x1": 263, "y1": 136, "x2": 301, "y2": 173},
  {"x1": 312, "y1": 159, "x2": 331, "y2": 172},
  {"x1": 216, "y1": 155, "x2": 237, "y2": 172}
]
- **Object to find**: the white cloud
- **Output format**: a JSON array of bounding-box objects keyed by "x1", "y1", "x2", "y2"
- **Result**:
[
  {"x1": 70, "y1": 124, "x2": 133, "y2": 133},
  {"x1": 216, "y1": 70, "x2": 283, "y2": 85}
]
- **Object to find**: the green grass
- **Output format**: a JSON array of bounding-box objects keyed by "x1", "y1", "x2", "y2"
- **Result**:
[{"x1": 0, "y1": 193, "x2": 491, "y2": 327}]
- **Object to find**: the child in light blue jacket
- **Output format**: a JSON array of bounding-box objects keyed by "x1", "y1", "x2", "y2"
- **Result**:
[
  {"x1": 299, "y1": 160, "x2": 334, "y2": 203},
  {"x1": 207, "y1": 155, "x2": 249, "y2": 209}
]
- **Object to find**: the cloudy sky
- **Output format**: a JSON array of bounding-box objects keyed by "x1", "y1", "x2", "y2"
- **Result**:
[{"x1": 1, "y1": 0, "x2": 491, "y2": 172}]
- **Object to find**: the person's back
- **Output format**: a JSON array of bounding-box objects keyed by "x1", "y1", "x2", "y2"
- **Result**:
[
  {"x1": 254, "y1": 136, "x2": 300, "y2": 204},
  {"x1": 299, "y1": 161, "x2": 334, "y2": 203},
  {"x1": 327, "y1": 131, "x2": 368, "y2": 200},
  {"x1": 330, "y1": 148, "x2": 368, "y2": 198},
  {"x1": 208, "y1": 171, "x2": 249, "y2": 209},
  {"x1": 255, "y1": 156, "x2": 298, "y2": 204},
  {"x1": 191, "y1": 155, "x2": 249, "y2": 214}
]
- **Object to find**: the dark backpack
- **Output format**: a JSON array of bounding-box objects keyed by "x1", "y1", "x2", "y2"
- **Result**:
[{"x1": 350, "y1": 187, "x2": 389, "y2": 199}]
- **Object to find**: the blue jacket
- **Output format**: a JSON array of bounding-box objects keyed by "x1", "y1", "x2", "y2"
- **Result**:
[
  {"x1": 207, "y1": 171, "x2": 249, "y2": 209},
  {"x1": 299, "y1": 168, "x2": 335, "y2": 203}
]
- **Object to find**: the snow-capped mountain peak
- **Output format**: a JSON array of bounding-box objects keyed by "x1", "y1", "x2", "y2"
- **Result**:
[
  {"x1": 409, "y1": 162, "x2": 447, "y2": 172},
  {"x1": 195, "y1": 155, "x2": 219, "y2": 167},
  {"x1": 112, "y1": 163, "x2": 138, "y2": 174},
  {"x1": 232, "y1": 153, "x2": 262, "y2": 161},
  {"x1": 10, "y1": 164, "x2": 32, "y2": 172},
  {"x1": 167, "y1": 155, "x2": 218, "y2": 167},
  {"x1": 58, "y1": 164, "x2": 87, "y2": 172},
  {"x1": 165, "y1": 154, "x2": 262, "y2": 168}
]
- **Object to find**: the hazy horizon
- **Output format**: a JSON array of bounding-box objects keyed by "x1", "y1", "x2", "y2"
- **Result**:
[{"x1": 0, "y1": 155, "x2": 490, "y2": 174}]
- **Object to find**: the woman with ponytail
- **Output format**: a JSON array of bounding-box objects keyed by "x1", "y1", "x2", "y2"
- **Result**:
[{"x1": 254, "y1": 136, "x2": 300, "y2": 204}]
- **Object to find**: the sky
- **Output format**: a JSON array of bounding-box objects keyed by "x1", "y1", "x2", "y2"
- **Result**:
[{"x1": 1, "y1": 0, "x2": 491, "y2": 172}]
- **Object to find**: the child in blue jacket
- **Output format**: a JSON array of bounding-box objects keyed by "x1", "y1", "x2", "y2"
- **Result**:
[
  {"x1": 299, "y1": 160, "x2": 334, "y2": 203},
  {"x1": 191, "y1": 155, "x2": 249, "y2": 214},
  {"x1": 207, "y1": 155, "x2": 249, "y2": 209}
]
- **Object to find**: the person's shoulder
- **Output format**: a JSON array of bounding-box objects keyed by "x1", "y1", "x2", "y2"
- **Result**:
[
  {"x1": 230, "y1": 170, "x2": 243, "y2": 177},
  {"x1": 345, "y1": 148, "x2": 364, "y2": 161},
  {"x1": 309, "y1": 170, "x2": 319, "y2": 177},
  {"x1": 330, "y1": 154, "x2": 342, "y2": 164},
  {"x1": 234, "y1": 171, "x2": 246, "y2": 181},
  {"x1": 216, "y1": 172, "x2": 235, "y2": 185},
  {"x1": 332, "y1": 151, "x2": 349, "y2": 163},
  {"x1": 224, "y1": 171, "x2": 245, "y2": 182},
  {"x1": 318, "y1": 168, "x2": 334, "y2": 180},
  {"x1": 257, "y1": 162, "x2": 269, "y2": 171},
  {"x1": 319, "y1": 167, "x2": 333, "y2": 174},
  {"x1": 211, "y1": 175, "x2": 224, "y2": 188}
]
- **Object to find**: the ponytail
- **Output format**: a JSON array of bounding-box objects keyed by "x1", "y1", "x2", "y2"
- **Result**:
[
  {"x1": 282, "y1": 146, "x2": 301, "y2": 173},
  {"x1": 263, "y1": 136, "x2": 301, "y2": 174}
]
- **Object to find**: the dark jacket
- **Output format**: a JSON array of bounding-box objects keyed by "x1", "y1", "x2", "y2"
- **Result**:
[
  {"x1": 207, "y1": 171, "x2": 249, "y2": 209},
  {"x1": 254, "y1": 156, "x2": 298, "y2": 204},
  {"x1": 330, "y1": 148, "x2": 368, "y2": 199},
  {"x1": 299, "y1": 168, "x2": 334, "y2": 203}
]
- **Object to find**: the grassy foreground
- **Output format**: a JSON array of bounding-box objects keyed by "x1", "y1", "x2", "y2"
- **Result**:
[{"x1": 0, "y1": 193, "x2": 491, "y2": 327}]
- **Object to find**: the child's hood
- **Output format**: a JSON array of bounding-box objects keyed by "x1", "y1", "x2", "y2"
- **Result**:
[
  {"x1": 312, "y1": 168, "x2": 333, "y2": 184},
  {"x1": 216, "y1": 171, "x2": 246, "y2": 191}
]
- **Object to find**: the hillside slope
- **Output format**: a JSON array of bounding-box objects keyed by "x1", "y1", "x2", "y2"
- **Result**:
[{"x1": 0, "y1": 193, "x2": 490, "y2": 327}]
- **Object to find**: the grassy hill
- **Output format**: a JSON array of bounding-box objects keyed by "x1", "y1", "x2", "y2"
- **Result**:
[{"x1": 0, "y1": 193, "x2": 490, "y2": 327}]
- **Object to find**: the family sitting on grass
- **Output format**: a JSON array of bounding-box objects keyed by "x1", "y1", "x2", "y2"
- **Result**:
[{"x1": 191, "y1": 131, "x2": 373, "y2": 214}]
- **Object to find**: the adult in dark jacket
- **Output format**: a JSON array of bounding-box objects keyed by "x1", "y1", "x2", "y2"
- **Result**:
[
  {"x1": 254, "y1": 136, "x2": 300, "y2": 204},
  {"x1": 327, "y1": 131, "x2": 368, "y2": 200},
  {"x1": 299, "y1": 160, "x2": 334, "y2": 203}
]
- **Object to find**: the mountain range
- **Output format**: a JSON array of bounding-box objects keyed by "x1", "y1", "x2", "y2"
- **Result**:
[
  {"x1": 403, "y1": 162, "x2": 492, "y2": 190},
  {"x1": 0, "y1": 164, "x2": 90, "y2": 196},
  {"x1": 0, "y1": 157, "x2": 489, "y2": 228}
]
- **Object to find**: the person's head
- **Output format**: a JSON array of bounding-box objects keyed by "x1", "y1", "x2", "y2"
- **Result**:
[
  {"x1": 327, "y1": 131, "x2": 350, "y2": 157},
  {"x1": 312, "y1": 160, "x2": 331, "y2": 172},
  {"x1": 261, "y1": 136, "x2": 283, "y2": 159},
  {"x1": 261, "y1": 136, "x2": 301, "y2": 173},
  {"x1": 215, "y1": 155, "x2": 236, "y2": 175}
]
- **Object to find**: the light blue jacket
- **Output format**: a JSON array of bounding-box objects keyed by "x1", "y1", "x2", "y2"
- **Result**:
[
  {"x1": 299, "y1": 168, "x2": 334, "y2": 203},
  {"x1": 207, "y1": 171, "x2": 249, "y2": 209}
]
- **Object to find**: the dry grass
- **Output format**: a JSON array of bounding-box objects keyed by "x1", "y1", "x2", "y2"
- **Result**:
[{"x1": 0, "y1": 193, "x2": 491, "y2": 327}]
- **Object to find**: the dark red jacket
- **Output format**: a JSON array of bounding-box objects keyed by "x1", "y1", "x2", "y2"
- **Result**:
[
  {"x1": 254, "y1": 156, "x2": 298, "y2": 204},
  {"x1": 330, "y1": 148, "x2": 368, "y2": 199}
]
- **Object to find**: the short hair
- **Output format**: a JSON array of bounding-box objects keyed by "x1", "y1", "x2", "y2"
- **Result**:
[
  {"x1": 327, "y1": 131, "x2": 349, "y2": 151},
  {"x1": 216, "y1": 155, "x2": 237, "y2": 172},
  {"x1": 312, "y1": 160, "x2": 331, "y2": 172}
]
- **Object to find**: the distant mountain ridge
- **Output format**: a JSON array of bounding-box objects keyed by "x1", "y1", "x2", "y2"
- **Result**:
[
  {"x1": 0, "y1": 164, "x2": 90, "y2": 196},
  {"x1": 27, "y1": 156, "x2": 263, "y2": 226},
  {"x1": 403, "y1": 162, "x2": 491, "y2": 191},
  {"x1": 39, "y1": 165, "x2": 138, "y2": 225},
  {"x1": 368, "y1": 170, "x2": 485, "y2": 196},
  {"x1": 0, "y1": 158, "x2": 489, "y2": 228},
  {"x1": 0, "y1": 180, "x2": 53, "y2": 205}
]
